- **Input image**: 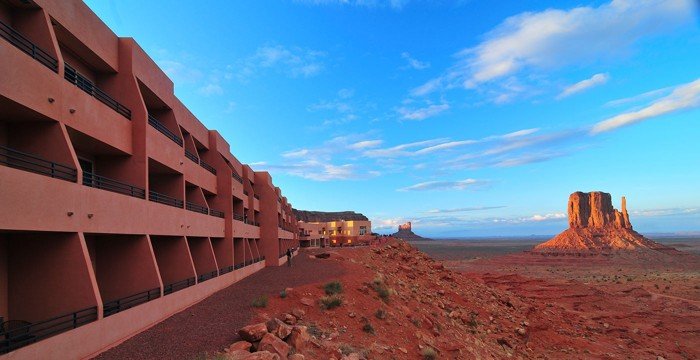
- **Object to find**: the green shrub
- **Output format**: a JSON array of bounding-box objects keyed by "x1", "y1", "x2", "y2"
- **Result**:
[
  {"x1": 324, "y1": 280, "x2": 343, "y2": 295},
  {"x1": 280, "y1": 290, "x2": 287, "y2": 298},
  {"x1": 421, "y1": 347, "x2": 437, "y2": 360},
  {"x1": 320, "y1": 295, "x2": 342, "y2": 309},
  {"x1": 362, "y1": 323, "x2": 375, "y2": 334},
  {"x1": 374, "y1": 308, "x2": 387, "y2": 320},
  {"x1": 251, "y1": 295, "x2": 268, "y2": 308}
]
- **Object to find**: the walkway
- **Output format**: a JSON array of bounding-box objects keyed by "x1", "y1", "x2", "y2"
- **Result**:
[{"x1": 95, "y1": 250, "x2": 345, "y2": 360}]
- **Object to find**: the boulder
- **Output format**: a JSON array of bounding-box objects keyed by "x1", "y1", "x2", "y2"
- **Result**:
[
  {"x1": 227, "y1": 341, "x2": 253, "y2": 353},
  {"x1": 266, "y1": 318, "x2": 293, "y2": 339},
  {"x1": 288, "y1": 355, "x2": 305, "y2": 360},
  {"x1": 287, "y1": 325, "x2": 310, "y2": 352},
  {"x1": 241, "y1": 351, "x2": 281, "y2": 360},
  {"x1": 259, "y1": 333, "x2": 291, "y2": 359},
  {"x1": 300, "y1": 297, "x2": 314, "y2": 306},
  {"x1": 239, "y1": 323, "x2": 269, "y2": 342}
]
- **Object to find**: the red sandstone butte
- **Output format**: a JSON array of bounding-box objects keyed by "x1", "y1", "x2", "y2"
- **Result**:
[{"x1": 533, "y1": 191, "x2": 675, "y2": 254}]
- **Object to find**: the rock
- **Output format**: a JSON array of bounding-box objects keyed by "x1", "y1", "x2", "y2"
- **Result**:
[
  {"x1": 291, "y1": 308, "x2": 305, "y2": 320},
  {"x1": 516, "y1": 327, "x2": 527, "y2": 336},
  {"x1": 266, "y1": 318, "x2": 293, "y2": 339},
  {"x1": 283, "y1": 313, "x2": 297, "y2": 325},
  {"x1": 227, "y1": 341, "x2": 253, "y2": 352},
  {"x1": 241, "y1": 351, "x2": 281, "y2": 360},
  {"x1": 239, "y1": 323, "x2": 269, "y2": 342},
  {"x1": 287, "y1": 325, "x2": 311, "y2": 352},
  {"x1": 341, "y1": 353, "x2": 361, "y2": 360},
  {"x1": 391, "y1": 222, "x2": 432, "y2": 241},
  {"x1": 259, "y1": 333, "x2": 291, "y2": 359},
  {"x1": 289, "y1": 355, "x2": 305, "y2": 360},
  {"x1": 224, "y1": 350, "x2": 253, "y2": 359},
  {"x1": 300, "y1": 297, "x2": 314, "y2": 306}
]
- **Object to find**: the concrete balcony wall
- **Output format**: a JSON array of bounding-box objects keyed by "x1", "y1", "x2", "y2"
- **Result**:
[
  {"x1": 232, "y1": 220, "x2": 260, "y2": 239},
  {"x1": 210, "y1": 237, "x2": 232, "y2": 271},
  {"x1": 146, "y1": 127, "x2": 183, "y2": 173},
  {"x1": 183, "y1": 158, "x2": 217, "y2": 194},
  {"x1": 150, "y1": 236, "x2": 196, "y2": 288},
  {"x1": 187, "y1": 237, "x2": 218, "y2": 280}
]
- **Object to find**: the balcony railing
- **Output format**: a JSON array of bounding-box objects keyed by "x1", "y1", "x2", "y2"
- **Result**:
[
  {"x1": 64, "y1": 63, "x2": 131, "y2": 119},
  {"x1": 149, "y1": 190, "x2": 183, "y2": 208},
  {"x1": 0, "y1": 20, "x2": 58, "y2": 72},
  {"x1": 0, "y1": 145, "x2": 77, "y2": 182},
  {"x1": 103, "y1": 288, "x2": 161, "y2": 317},
  {"x1": 209, "y1": 209, "x2": 225, "y2": 218},
  {"x1": 243, "y1": 190, "x2": 249, "y2": 196},
  {"x1": 83, "y1": 171, "x2": 146, "y2": 199},
  {"x1": 197, "y1": 270, "x2": 218, "y2": 283},
  {"x1": 233, "y1": 213, "x2": 244, "y2": 222},
  {"x1": 163, "y1": 277, "x2": 195, "y2": 295},
  {"x1": 254, "y1": 194, "x2": 260, "y2": 200},
  {"x1": 185, "y1": 201, "x2": 208, "y2": 215},
  {"x1": 219, "y1": 265, "x2": 234, "y2": 275},
  {"x1": 232, "y1": 171, "x2": 243, "y2": 184},
  {"x1": 199, "y1": 159, "x2": 216, "y2": 175},
  {"x1": 0, "y1": 306, "x2": 98, "y2": 354},
  {"x1": 184, "y1": 149, "x2": 199, "y2": 164},
  {"x1": 147, "y1": 115, "x2": 183, "y2": 147}
]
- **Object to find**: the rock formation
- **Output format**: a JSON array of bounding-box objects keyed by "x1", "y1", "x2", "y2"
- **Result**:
[
  {"x1": 533, "y1": 191, "x2": 675, "y2": 254},
  {"x1": 292, "y1": 209, "x2": 368, "y2": 222},
  {"x1": 392, "y1": 221, "x2": 432, "y2": 241}
]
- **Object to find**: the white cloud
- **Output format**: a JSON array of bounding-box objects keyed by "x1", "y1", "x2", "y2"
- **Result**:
[
  {"x1": 157, "y1": 59, "x2": 203, "y2": 84},
  {"x1": 401, "y1": 52, "x2": 430, "y2": 70},
  {"x1": 426, "y1": 206, "x2": 506, "y2": 214},
  {"x1": 197, "y1": 83, "x2": 224, "y2": 96},
  {"x1": 398, "y1": 178, "x2": 489, "y2": 192},
  {"x1": 414, "y1": 140, "x2": 478, "y2": 155},
  {"x1": 413, "y1": 0, "x2": 695, "y2": 96},
  {"x1": 282, "y1": 149, "x2": 311, "y2": 158},
  {"x1": 528, "y1": 213, "x2": 566, "y2": 222},
  {"x1": 557, "y1": 73, "x2": 609, "y2": 99},
  {"x1": 238, "y1": 45, "x2": 326, "y2": 80},
  {"x1": 252, "y1": 160, "x2": 374, "y2": 181},
  {"x1": 591, "y1": 78, "x2": 700, "y2": 134},
  {"x1": 349, "y1": 140, "x2": 383, "y2": 150},
  {"x1": 362, "y1": 138, "x2": 447, "y2": 158},
  {"x1": 397, "y1": 103, "x2": 449, "y2": 120}
]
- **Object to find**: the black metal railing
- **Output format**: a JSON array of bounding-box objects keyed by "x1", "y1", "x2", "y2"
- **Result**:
[
  {"x1": 219, "y1": 265, "x2": 234, "y2": 275},
  {"x1": 243, "y1": 190, "x2": 249, "y2": 196},
  {"x1": 163, "y1": 277, "x2": 195, "y2": 295},
  {"x1": 232, "y1": 171, "x2": 243, "y2": 184},
  {"x1": 197, "y1": 270, "x2": 218, "y2": 283},
  {"x1": 0, "y1": 20, "x2": 58, "y2": 73},
  {"x1": 0, "y1": 306, "x2": 98, "y2": 354},
  {"x1": 233, "y1": 261, "x2": 245, "y2": 270},
  {"x1": 103, "y1": 288, "x2": 160, "y2": 317},
  {"x1": 185, "y1": 201, "x2": 208, "y2": 215},
  {"x1": 233, "y1": 213, "x2": 244, "y2": 222},
  {"x1": 253, "y1": 194, "x2": 260, "y2": 200},
  {"x1": 0, "y1": 145, "x2": 77, "y2": 182},
  {"x1": 147, "y1": 115, "x2": 183, "y2": 147},
  {"x1": 83, "y1": 171, "x2": 145, "y2": 199},
  {"x1": 199, "y1": 159, "x2": 216, "y2": 175},
  {"x1": 64, "y1": 63, "x2": 131, "y2": 119},
  {"x1": 149, "y1": 190, "x2": 183, "y2": 208},
  {"x1": 209, "y1": 209, "x2": 225, "y2": 218},
  {"x1": 184, "y1": 149, "x2": 199, "y2": 163}
]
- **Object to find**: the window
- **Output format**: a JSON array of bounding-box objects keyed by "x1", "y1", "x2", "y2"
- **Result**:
[{"x1": 359, "y1": 226, "x2": 367, "y2": 235}]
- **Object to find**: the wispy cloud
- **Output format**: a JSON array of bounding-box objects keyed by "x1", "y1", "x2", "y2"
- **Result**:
[
  {"x1": 412, "y1": 0, "x2": 694, "y2": 98},
  {"x1": 362, "y1": 138, "x2": 447, "y2": 158},
  {"x1": 557, "y1": 73, "x2": 609, "y2": 99},
  {"x1": 592, "y1": 78, "x2": 700, "y2": 134},
  {"x1": 238, "y1": 45, "x2": 326, "y2": 80},
  {"x1": 426, "y1": 206, "x2": 506, "y2": 214},
  {"x1": 295, "y1": 0, "x2": 410, "y2": 10},
  {"x1": 251, "y1": 160, "x2": 376, "y2": 181},
  {"x1": 401, "y1": 52, "x2": 430, "y2": 70},
  {"x1": 397, "y1": 103, "x2": 449, "y2": 120},
  {"x1": 398, "y1": 178, "x2": 489, "y2": 192},
  {"x1": 349, "y1": 140, "x2": 383, "y2": 150},
  {"x1": 197, "y1": 83, "x2": 224, "y2": 96}
]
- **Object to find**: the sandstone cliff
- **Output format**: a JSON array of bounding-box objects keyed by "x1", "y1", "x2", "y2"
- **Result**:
[
  {"x1": 533, "y1": 191, "x2": 674, "y2": 254},
  {"x1": 293, "y1": 209, "x2": 368, "y2": 223},
  {"x1": 392, "y1": 221, "x2": 432, "y2": 241}
]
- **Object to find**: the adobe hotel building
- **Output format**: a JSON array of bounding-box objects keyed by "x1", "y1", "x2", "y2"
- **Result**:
[{"x1": 0, "y1": 0, "x2": 300, "y2": 358}]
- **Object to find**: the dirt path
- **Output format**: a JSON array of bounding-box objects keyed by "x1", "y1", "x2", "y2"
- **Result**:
[{"x1": 95, "y1": 250, "x2": 345, "y2": 360}]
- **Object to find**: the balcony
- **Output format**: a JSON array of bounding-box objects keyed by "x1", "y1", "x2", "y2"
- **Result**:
[
  {"x1": 102, "y1": 288, "x2": 161, "y2": 317},
  {"x1": 209, "y1": 209, "x2": 225, "y2": 218},
  {"x1": 163, "y1": 277, "x2": 195, "y2": 295},
  {"x1": 83, "y1": 171, "x2": 146, "y2": 199},
  {"x1": 0, "y1": 19, "x2": 58, "y2": 73},
  {"x1": 185, "y1": 201, "x2": 208, "y2": 215},
  {"x1": 64, "y1": 63, "x2": 131, "y2": 119},
  {"x1": 184, "y1": 149, "x2": 198, "y2": 164},
  {"x1": 0, "y1": 145, "x2": 77, "y2": 182},
  {"x1": 233, "y1": 213, "x2": 244, "y2": 222},
  {"x1": 0, "y1": 306, "x2": 98, "y2": 354},
  {"x1": 197, "y1": 270, "x2": 218, "y2": 283},
  {"x1": 232, "y1": 171, "x2": 243, "y2": 184},
  {"x1": 148, "y1": 115, "x2": 183, "y2": 147},
  {"x1": 148, "y1": 190, "x2": 183, "y2": 208},
  {"x1": 199, "y1": 159, "x2": 216, "y2": 175},
  {"x1": 254, "y1": 194, "x2": 260, "y2": 200}
]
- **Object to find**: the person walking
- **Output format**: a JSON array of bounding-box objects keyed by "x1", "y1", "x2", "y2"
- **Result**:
[{"x1": 286, "y1": 248, "x2": 292, "y2": 267}]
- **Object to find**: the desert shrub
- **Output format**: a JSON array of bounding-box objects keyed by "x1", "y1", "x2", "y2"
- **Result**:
[
  {"x1": 421, "y1": 347, "x2": 437, "y2": 360},
  {"x1": 251, "y1": 295, "x2": 268, "y2": 308},
  {"x1": 324, "y1": 280, "x2": 343, "y2": 295},
  {"x1": 280, "y1": 290, "x2": 287, "y2": 298},
  {"x1": 375, "y1": 308, "x2": 387, "y2": 320},
  {"x1": 467, "y1": 312, "x2": 478, "y2": 328},
  {"x1": 362, "y1": 323, "x2": 375, "y2": 334},
  {"x1": 320, "y1": 295, "x2": 342, "y2": 309},
  {"x1": 411, "y1": 318, "x2": 422, "y2": 328}
]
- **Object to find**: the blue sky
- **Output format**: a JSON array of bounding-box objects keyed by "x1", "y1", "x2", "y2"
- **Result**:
[{"x1": 86, "y1": 0, "x2": 700, "y2": 237}]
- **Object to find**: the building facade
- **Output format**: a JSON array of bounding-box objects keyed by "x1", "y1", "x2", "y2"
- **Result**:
[
  {"x1": 0, "y1": 0, "x2": 298, "y2": 358},
  {"x1": 298, "y1": 220, "x2": 372, "y2": 247}
]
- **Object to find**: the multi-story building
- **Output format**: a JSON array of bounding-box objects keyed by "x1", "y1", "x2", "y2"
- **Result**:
[
  {"x1": 298, "y1": 220, "x2": 372, "y2": 247},
  {"x1": 0, "y1": 0, "x2": 298, "y2": 358}
]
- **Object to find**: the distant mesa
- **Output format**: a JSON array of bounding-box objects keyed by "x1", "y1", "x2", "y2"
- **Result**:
[
  {"x1": 392, "y1": 221, "x2": 433, "y2": 241},
  {"x1": 533, "y1": 191, "x2": 676, "y2": 255},
  {"x1": 292, "y1": 209, "x2": 368, "y2": 222}
]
